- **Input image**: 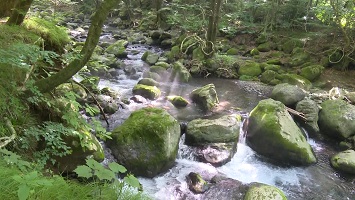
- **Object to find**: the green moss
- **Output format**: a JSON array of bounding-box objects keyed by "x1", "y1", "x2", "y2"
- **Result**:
[
  {"x1": 245, "y1": 183, "x2": 287, "y2": 200},
  {"x1": 257, "y1": 42, "x2": 273, "y2": 52},
  {"x1": 282, "y1": 38, "x2": 303, "y2": 54},
  {"x1": 23, "y1": 17, "x2": 70, "y2": 52},
  {"x1": 171, "y1": 61, "x2": 191, "y2": 82},
  {"x1": 150, "y1": 65, "x2": 167, "y2": 75},
  {"x1": 250, "y1": 48, "x2": 260, "y2": 56},
  {"x1": 300, "y1": 65, "x2": 324, "y2": 81},
  {"x1": 0, "y1": 24, "x2": 41, "y2": 48},
  {"x1": 330, "y1": 150, "x2": 355, "y2": 174},
  {"x1": 226, "y1": 48, "x2": 238, "y2": 55},
  {"x1": 260, "y1": 70, "x2": 278, "y2": 84},
  {"x1": 238, "y1": 61, "x2": 262, "y2": 77},
  {"x1": 167, "y1": 95, "x2": 189, "y2": 108},
  {"x1": 132, "y1": 84, "x2": 161, "y2": 100},
  {"x1": 280, "y1": 73, "x2": 312, "y2": 90},
  {"x1": 108, "y1": 107, "x2": 180, "y2": 177},
  {"x1": 138, "y1": 78, "x2": 160, "y2": 86}
]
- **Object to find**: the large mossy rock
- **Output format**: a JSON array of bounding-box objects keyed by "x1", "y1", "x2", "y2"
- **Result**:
[
  {"x1": 186, "y1": 115, "x2": 241, "y2": 145},
  {"x1": 138, "y1": 78, "x2": 160, "y2": 86},
  {"x1": 260, "y1": 70, "x2": 279, "y2": 85},
  {"x1": 107, "y1": 107, "x2": 181, "y2": 177},
  {"x1": 238, "y1": 61, "x2": 262, "y2": 77},
  {"x1": 190, "y1": 84, "x2": 219, "y2": 112},
  {"x1": 132, "y1": 84, "x2": 161, "y2": 100},
  {"x1": 244, "y1": 183, "x2": 287, "y2": 200},
  {"x1": 295, "y1": 99, "x2": 320, "y2": 134},
  {"x1": 330, "y1": 150, "x2": 355, "y2": 174},
  {"x1": 246, "y1": 99, "x2": 316, "y2": 165},
  {"x1": 282, "y1": 39, "x2": 303, "y2": 54},
  {"x1": 167, "y1": 95, "x2": 189, "y2": 108},
  {"x1": 318, "y1": 100, "x2": 355, "y2": 139},
  {"x1": 300, "y1": 65, "x2": 324, "y2": 81},
  {"x1": 141, "y1": 51, "x2": 160, "y2": 65},
  {"x1": 271, "y1": 83, "x2": 306, "y2": 106},
  {"x1": 105, "y1": 40, "x2": 128, "y2": 58}
]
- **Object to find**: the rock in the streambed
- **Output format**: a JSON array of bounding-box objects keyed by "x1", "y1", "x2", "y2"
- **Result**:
[
  {"x1": 331, "y1": 150, "x2": 355, "y2": 174},
  {"x1": 170, "y1": 61, "x2": 191, "y2": 82},
  {"x1": 186, "y1": 115, "x2": 241, "y2": 145},
  {"x1": 186, "y1": 115, "x2": 242, "y2": 166},
  {"x1": 186, "y1": 172, "x2": 209, "y2": 194},
  {"x1": 138, "y1": 78, "x2": 160, "y2": 87},
  {"x1": 142, "y1": 51, "x2": 159, "y2": 65},
  {"x1": 295, "y1": 99, "x2": 320, "y2": 134},
  {"x1": 246, "y1": 99, "x2": 316, "y2": 165},
  {"x1": 238, "y1": 61, "x2": 262, "y2": 77},
  {"x1": 345, "y1": 92, "x2": 355, "y2": 104},
  {"x1": 105, "y1": 40, "x2": 128, "y2": 58},
  {"x1": 167, "y1": 95, "x2": 189, "y2": 108},
  {"x1": 271, "y1": 83, "x2": 306, "y2": 106},
  {"x1": 190, "y1": 84, "x2": 219, "y2": 112},
  {"x1": 244, "y1": 183, "x2": 287, "y2": 200},
  {"x1": 300, "y1": 65, "x2": 324, "y2": 81},
  {"x1": 106, "y1": 107, "x2": 180, "y2": 177},
  {"x1": 280, "y1": 74, "x2": 312, "y2": 90},
  {"x1": 318, "y1": 100, "x2": 355, "y2": 139},
  {"x1": 202, "y1": 178, "x2": 248, "y2": 200},
  {"x1": 132, "y1": 84, "x2": 161, "y2": 100}
]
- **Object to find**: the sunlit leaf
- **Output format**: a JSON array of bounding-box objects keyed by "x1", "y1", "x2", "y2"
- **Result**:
[
  {"x1": 124, "y1": 174, "x2": 140, "y2": 188},
  {"x1": 74, "y1": 165, "x2": 92, "y2": 179},
  {"x1": 108, "y1": 162, "x2": 127, "y2": 174}
]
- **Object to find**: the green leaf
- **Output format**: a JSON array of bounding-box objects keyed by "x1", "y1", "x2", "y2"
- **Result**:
[
  {"x1": 124, "y1": 174, "x2": 140, "y2": 188},
  {"x1": 18, "y1": 184, "x2": 30, "y2": 200},
  {"x1": 74, "y1": 165, "x2": 92, "y2": 179},
  {"x1": 86, "y1": 159, "x2": 104, "y2": 171},
  {"x1": 94, "y1": 168, "x2": 116, "y2": 181},
  {"x1": 108, "y1": 162, "x2": 127, "y2": 174}
]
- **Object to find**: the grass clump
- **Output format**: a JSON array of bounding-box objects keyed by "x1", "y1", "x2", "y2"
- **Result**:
[
  {"x1": 23, "y1": 17, "x2": 70, "y2": 52},
  {"x1": 0, "y1": 24, "x2": 41, "y2": 48}
]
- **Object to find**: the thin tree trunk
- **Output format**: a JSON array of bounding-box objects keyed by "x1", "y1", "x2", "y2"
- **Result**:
[
  {"x1": 206, "y1": 0, "x2": 222, "y2": 57},
  {"x1": 6, "y1": 0, "x2": 33, "y2": 25},
  {"x1": 34, "y1": 0, "x2": 121, "y2": 93}
]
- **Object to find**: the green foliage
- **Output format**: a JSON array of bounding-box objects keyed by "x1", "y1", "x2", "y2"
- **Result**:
[
  {"x1": 0, "y1": 24, "x2": 41, "y2": 48},
  {"x1": 74, "y1": 158, "x2": 143, "y2": 197},
  {"x1": 19, "y1": 122, "x2": 75, "y2": 169}
]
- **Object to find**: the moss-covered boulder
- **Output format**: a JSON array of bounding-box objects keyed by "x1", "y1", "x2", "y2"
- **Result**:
[
  {"x1": 146, "y1": 53, "x2": 160, "y2": 65},
  {"x1": 246, "y1": 99, "x2": 316, "y2": 165},
  {"x1": 138, "y1": 78, "x2": 160, "y2": 86},
  {"x1": 282, "y1": 39, "x2": 304, "y2": 54},
  {"x1": 318, "y1": 100, "x2": 355, "y2": 139},
  {"x1": 257, "y1": 42, "x2": 273, "y2": 52},
  {"x1": 289, "y1": 51, "x2": 310, "y2": 67},
  {"x1": 185, "y1": 115, "x2": 241, "y2": 166},
  {"x1": 250, "y1": 48, "x2": 260, "y2": 56},
  {"x1": 105, "y1": 40, "x2": 128, "y2": 58},
  {"x1": 186, "y1": 115, "x2": 241, "y2": 145},
  {"x1": 264, "y1": 64, "x2": 281, "y2": 72},
  {"x1": 295, "y1": 99, "x2": 320, "y2": 134},
  {"x1": 167, "y1": 45, "x2": 181, "y2": 62},
  {"x1": 331, "y1": 150, "x2": 355, "y2": 174},
  {"x1": 170, "y1": 61, "x2": 191, "y2": 82},
  {"x1": 300, "y1": 65, "x2": 324, "y2": 81},
  {"x1": 244, "y1": 183, "x2": 287, "y2": 200},
  {"x1": 226, "y1": 48, "x2": 238, "y2": 55},
  {"x1": 190, "y1": 84, "x2": 219, "y2": 112},
  {"x1": 193, "y1": 47, "x2": 205, "y2": 60},
  {"x1": 260, "y1": 70, "x2": 278, "y2": 85},
  {"x1": 202, "y1": 178, "x2": 248, "y2": 200},
  {"x1": 167, "y1": 95, "x2": 189, "y2": 108},
  {"x1": 150, "y1": 65, "x2": 167, "y2": 75},
  {"x1": 132, "y1": 84, "x2": 161, "y2": 100},
  {"x1": 280, "y1": 74, "x2": 312, "y2": 90},
  {"x1": 238, "y1": 61, "x2": 262, "y2": 77},
  {"x1": 271, "y1": 83, "x2": 306, "y2": 106},
  {"x1": 56, "y1": 128, "x2": 104, "y2": 172},
  {"x1": 186, "y1": 172, "x2": 209, "y2": 194},
  {"x1": 107, "y1": 107, "x2": 180, "y2": 177}
]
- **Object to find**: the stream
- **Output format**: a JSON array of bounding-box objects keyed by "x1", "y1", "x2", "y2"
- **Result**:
[{"x1": 87, "y1": 27, "x2": 355, "y2": 199}]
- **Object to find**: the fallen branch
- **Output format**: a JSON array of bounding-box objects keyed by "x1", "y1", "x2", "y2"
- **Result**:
[
  {"x1": 71, "y1": 80, "x2": 109, "y2": 126},
  {"x1": 286, "y1": 107, "x2": 307, "y2": 121},
  {"x1": 0, "y1": 117, "x2": 17, "y2": 148}
]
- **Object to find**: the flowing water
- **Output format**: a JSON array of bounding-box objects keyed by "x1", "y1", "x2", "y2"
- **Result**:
[{"x1": 95, "y1": 39, "x2": 355, "y2": 199}]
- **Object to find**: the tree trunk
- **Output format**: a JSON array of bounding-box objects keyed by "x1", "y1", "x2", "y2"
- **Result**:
[
  {"x1": 205, "y1": 0, "x2": 222, "y2": 58},
  {"x1": 0, "y1": 0, "x2": 18, "y2": 18},
  {"x1": 34, "y1": 0, "x2": 121, "y2": 93},
  {"x1": 6, "y1": 0, "x2": 33, "y2": 25},
  {"x1": 155, "y1": 0, "x2": 163, "y2": 27}
]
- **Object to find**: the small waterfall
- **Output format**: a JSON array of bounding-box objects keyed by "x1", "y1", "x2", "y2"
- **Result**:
[
  {"x1": 177, "y1": 134, "x2": 196, "y2": 160},
  {"x1": 238, "y1": 115, "x2": 249, "y2": 144}
]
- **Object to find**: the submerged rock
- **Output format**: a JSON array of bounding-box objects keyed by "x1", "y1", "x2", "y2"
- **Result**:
[
  {"x1": 246, "y1": 98, "x2": 316, "y2": 165},
  {"x1": 107, "y1": 107, "x2": 180, "y2": 177},
  {"x1": 331, "y1": 150, "x2": 355, "y2": 174},
  {"x1": 244, "y1": 183, "x2": 287, "y2": 200},
  {"x1": 271, "y1": 83, "x2": 306, "y2": 106},
  {"x1": 318, "y1": 100, "x2": 355, "y2": 139},
  {"x1": 132, "y1": 84, "x2": 161, "y2": 100},
  {"x1": 190, "y1": 84, "x2": 219, "y2": 112}
]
